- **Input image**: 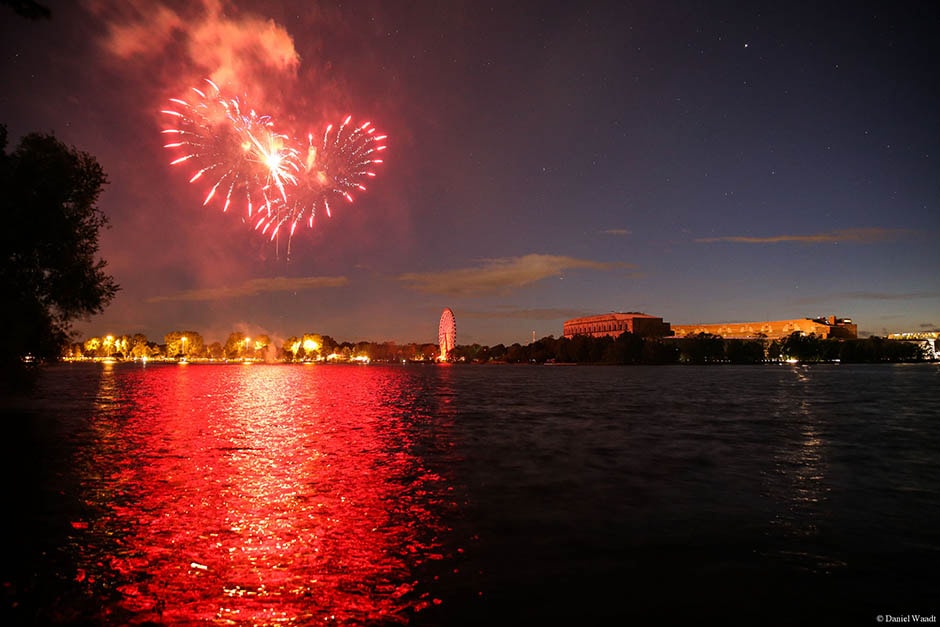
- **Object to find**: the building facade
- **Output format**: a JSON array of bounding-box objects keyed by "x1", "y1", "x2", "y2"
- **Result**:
[
  {"x1": 670, "y1": 315, "x2": 857, "y2": 340},
  {"x1": 563, "y1": 312, "x2": 673, "y2": 339}
]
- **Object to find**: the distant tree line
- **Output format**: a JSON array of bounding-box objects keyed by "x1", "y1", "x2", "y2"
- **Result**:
[
  {"x1": 65, "y1": 330, "x2": 933, "y2": 365},
  {"x1": 66, "y1": 331, "x2": 440, "y2": 363},
  {"x1": 450, "y1": 332, "x2": 931, "y2": 364}
]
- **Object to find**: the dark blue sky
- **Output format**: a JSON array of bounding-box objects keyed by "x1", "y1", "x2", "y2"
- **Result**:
[{"x1": 2, "y1": 0, "x2": 937, "y2": 346}]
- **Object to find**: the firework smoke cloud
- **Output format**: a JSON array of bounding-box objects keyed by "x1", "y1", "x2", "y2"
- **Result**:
[{"x1": 91, "y1": 0, "x2": 387, "y2": 245}]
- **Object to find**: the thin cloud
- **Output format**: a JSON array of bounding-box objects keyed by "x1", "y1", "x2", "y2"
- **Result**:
[
  {"x1": 398, "y1": 254, "x2": 628, "y2": 296},
  {"x1": 147, "y1": 276, "x2": 348, "y2": 303},
  {"x1": 600, "y1": 228, "x2": 631, "y2": 236},
  {"x1": 696, "y1": 227, "x2": 911, "y2": 244}
]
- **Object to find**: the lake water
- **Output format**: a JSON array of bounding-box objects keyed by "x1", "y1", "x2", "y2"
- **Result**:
[{"x1": 2, "y1": 362, "x2": 938, "y2": 625}]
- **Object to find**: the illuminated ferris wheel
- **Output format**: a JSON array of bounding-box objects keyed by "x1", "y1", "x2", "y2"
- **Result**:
[{"x1": 438, "y1": 308, "x2": 456, "y2": 361}]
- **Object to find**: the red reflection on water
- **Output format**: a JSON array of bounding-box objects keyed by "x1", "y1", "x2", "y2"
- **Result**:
[{"x1": 73, "y1": 364, "x2": 457, "y2": 625}]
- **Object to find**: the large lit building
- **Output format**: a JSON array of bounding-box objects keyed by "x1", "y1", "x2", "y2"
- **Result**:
[
  {"x1": 671, "y1": 315, "x2": 857, "y2": 340},
  {"x1": 563, "y1": 312, "x2": 673, "y2": 339}
]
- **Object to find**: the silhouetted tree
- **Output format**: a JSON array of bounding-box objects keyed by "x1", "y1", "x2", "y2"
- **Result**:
[
  {"x1": 1, "y1": 0, "x2": 51, "y2": 20},
  {"x1": 767, "y1": 340, "x2": 783, "y2": 361},
  {"x1": 1, "y1": 126, "x2": 118, "y2": 385},
  {"x1": 725, "y1": 339, "x2": 766, "y2": 364},
  {"x1": 781, "y1": 332, "x2": 825, "y2": 362},
  {"x1": 642, "y1": 338, "x2": 679, "y2": 364},
  {"x1": 505, "y1": 343, "x2": 528, "y2": 363},
  {"x1": 679, "y1": 333, "x2": 725, "y2": 364},
  {"x1": 837, "y1": 337, "x2": 924, "y2": 363},
  {"x1": 603, "y1": 331, "x2": 644, "y2": 364},
  {"x1": 489, "y1": 344, "x2": 508, "y2": 362},
  {"x1": 529, "y1": 338, "x2": 554, "y2": 363}
]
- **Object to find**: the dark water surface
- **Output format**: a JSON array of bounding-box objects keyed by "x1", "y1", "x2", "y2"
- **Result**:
[{"x1": 2, "y1": 362, "x2": 938, "y2": 625}]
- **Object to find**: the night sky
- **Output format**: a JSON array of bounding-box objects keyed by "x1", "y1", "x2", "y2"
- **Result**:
[{"x1": 2, "y1": 0, "x2": 938, "y2": 347}]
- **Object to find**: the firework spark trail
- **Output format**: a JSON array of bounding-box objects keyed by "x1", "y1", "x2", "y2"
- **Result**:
[
  {"x1": 255, "y1": 115, "x2": 388, "y2": 240},
  {"x1": 161, "y1": 80, "x2": 301, "y2": 220},
  {"x1": 161, "y1": 81, "x2": 387, "y2": 247}
]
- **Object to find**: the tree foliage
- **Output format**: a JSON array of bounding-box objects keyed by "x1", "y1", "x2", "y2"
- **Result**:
[
  {"x1": 164, "y1": 331, "x2": 205, "y2": 359},
  {"x1": 223, "y1": 333, "x2": 251, "y2": 359},
  {"x1": 0, "y1": 0, "x2": 51, "y2": 21},
  {"x1": 0, "y1": 126, "x2": 119, "y2": 377},
  {"x1": 62, "y1": 328, "x2": 933, "y2": 365}
]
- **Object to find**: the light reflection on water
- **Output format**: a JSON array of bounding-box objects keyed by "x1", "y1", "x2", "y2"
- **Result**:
[
  {"x1": 762, "y1": 366, "x2": 837, "y2": 572},
  {"x1": 7, "y1": 362, "x2": 940, "y2": 625},
  {"x1": 71, "y1": 364, "x2": 460, "y2": 625}
]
